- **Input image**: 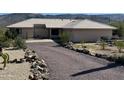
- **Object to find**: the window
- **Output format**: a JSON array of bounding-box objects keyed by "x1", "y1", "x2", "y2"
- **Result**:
[{"x1": 51, "y1": 29, "x2": 59, "y2": 35}]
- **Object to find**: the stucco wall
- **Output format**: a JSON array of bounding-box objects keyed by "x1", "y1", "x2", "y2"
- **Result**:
[
  {"x1": 63, "y1": 29, "x2": 112, "y2": 42},
  {"x1": 21, "y1": 28, "x2": 34, "y2": 39}
]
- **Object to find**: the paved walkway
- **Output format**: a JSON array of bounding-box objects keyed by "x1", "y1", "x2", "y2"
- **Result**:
[
  {"x1": 27, "y1": 42, "x2": 124, "y2": 80},
  {"x1": 26, "y1": 39, "x2": 54, "y2": 43}
]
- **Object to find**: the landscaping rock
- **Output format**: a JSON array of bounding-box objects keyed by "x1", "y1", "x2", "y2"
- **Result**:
[
  {"x1": 36, "y1": 60, "x2": 43, "y2": 64},
  {"x1": 65, "y1": 42, "x2": 74, "y2": 49},
  {"x1": 33, "y1": 73, "x2": 39, "y2": 80},
  {"x1": 76, "y1": 49, "x2": 83, "y2": 53},
  {"x1": 20, "y1": 58, "x2": 26, "y2": 63},
  {"x1": 42, "y1": 68, "x2": 48, "y2": 73},
  {"x1": 29, "y1": 74, "x2": 34, "y2": 80},
  {"x1": 82, "y1": 49, "x2": 90, "y2": 54},
  {"x1": 95, "y1": 53, "x2": 102, "y2": 58},
  {"x1": 72, "y1": 47, "x2": 77, "y2": 51},
  {"x1": 33, "y1": 70, "x2": 43, "y2": 80},
  {"x1": 37, "y1": 65, "x2": 44, "y2": 73},
  {"x1": 90, "y1": 52, "x2": 96, "y2": 56},
  {"x1": 26, "y1": 57, "x2": 32, "y2": 62},
  {"x1": 13, "y1": 59, "x2": 18, "y2": 63},
  {"x1": 107, "y1": 56, "x2": 117, "y2": 62},
  {"x1": 31, "y1": 62, "x2": 37, "y2": 68},
  {"x1": 25, "y1": 48, "x2": 49, "y2": 80},
  {"x1": 101, "y1": 54, "x2": 108, "y2": 59},
  {"x1": 39, "y1": 62, "x2": 47, "y2": 68},
  {"x1": 41, "y1": 59, "x2": 45, "y2": 63},
  {"x1": 28, "y1": 54, "x2": 36, "y2": 59},
  {"x1": 41, "y1": 73, "x2": 49, "y2": 80}
]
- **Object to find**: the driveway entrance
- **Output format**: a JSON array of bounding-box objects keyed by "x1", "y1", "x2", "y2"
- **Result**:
[{"x1": 27, "y1": 42, "x2": 124, "y2": 80}]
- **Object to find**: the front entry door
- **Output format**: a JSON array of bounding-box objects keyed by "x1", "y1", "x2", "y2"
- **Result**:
[{"x1": 51, "y1": 28, "x2": 59, "y2": 39}]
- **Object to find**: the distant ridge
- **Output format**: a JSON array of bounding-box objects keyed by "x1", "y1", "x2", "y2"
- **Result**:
[{"x1": 0, "y1": 13, "x2": 124, "y2": 27}]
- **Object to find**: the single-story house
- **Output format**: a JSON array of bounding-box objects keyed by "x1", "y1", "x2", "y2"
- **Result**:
[{"x1": 7, "y1": 18, "x2": 116, "y2": 42}]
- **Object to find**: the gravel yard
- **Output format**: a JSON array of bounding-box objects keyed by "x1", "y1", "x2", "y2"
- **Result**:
[
  {"x1": 0, "y1": 48, "x2": 31, "y2": 80},
  {"x1": 27, "y1": 42, "x2": 124, "y2": 80},
  {"x1": 0, "y1": 62, "x2": 31, "y2": 80},
  {"x1": 73, "y1": 43, "x2": 124, "y2": 56}
]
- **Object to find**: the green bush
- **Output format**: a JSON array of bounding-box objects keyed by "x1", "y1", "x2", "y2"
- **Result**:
[
  {"x1": 60, "y1": 32, "x2": 70, "y2": 45},
  {"x1": 114, "y1": 40, "x2": 124, "y2": 53},
  {"x1": 110, "y1": 22, "x2": 124, "y2": 37},
  {"x1": 0, "y1": 27, "x2": 11, "y2": 47},
  {"x1": 0, "y1": 41, "x2": 10, "y2": 47},
  {"x1": 13, "y1": 37, "x2": 26, "y2": 49},
  {"x1": 5, "y1": 29, "x2": 19, "y2": 39},
  {"x1": 0, "y1": 28, "x2": 7, "y2": 42}
]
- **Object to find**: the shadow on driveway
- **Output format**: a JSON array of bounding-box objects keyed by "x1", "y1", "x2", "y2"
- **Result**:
[{"x1": 71, "y1": 63, "x2": 122, "y2": 77}]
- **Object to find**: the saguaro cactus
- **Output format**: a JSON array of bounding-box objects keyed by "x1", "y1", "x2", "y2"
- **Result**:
[{"x1": 1, "y1": 53, "x2": 9, "y2": 69}]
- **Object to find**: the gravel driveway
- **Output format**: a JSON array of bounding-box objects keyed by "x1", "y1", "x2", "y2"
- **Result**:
[{"x1": 27, "y1": 42, "x2": 124, "y2": 80}]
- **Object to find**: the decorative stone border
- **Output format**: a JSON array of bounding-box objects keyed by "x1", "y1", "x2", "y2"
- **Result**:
[
  {"x1": 24, "y1": 49, "x2": 49, "y2": 80},
  {"x1": 64, "y1": 42, "x2": 124, "y2": 65}
]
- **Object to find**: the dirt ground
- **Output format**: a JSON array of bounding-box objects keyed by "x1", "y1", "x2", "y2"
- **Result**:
[
  {"x1": 27, "y1": 42, "x2": 124, "y2": 80},
  {"x1": 0, "y1": 48, "x2": 31, "y2": 80},
  {"x1": 74, "y1": 43, "x2": 124, "y2": 56}
]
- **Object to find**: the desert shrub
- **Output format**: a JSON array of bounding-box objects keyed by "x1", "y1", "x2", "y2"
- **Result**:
[
  {"x1": 0, "y1": 28, "x2": 12, "y2": 47},
  {"x1": 0, "y1": 28, "x2": 7, "y2": 42},
  {"x1": 99, "y1": 40, "x2": 107, "y2": 50},
  {"x1": 82, "y1": 49, "x2": 90, "y2": 54},
  {"x1": 80, "y1": 40, "x2": 86, "y2": 48},
  {"x1": 13, "y1": 37, "x2": 26, "y2": 49},
  {"x1": 106, "y1": 56, "x2": 117, "y2": 62},
  {"x1": 114, "y1": 40, "x2": 124, "y2": 53},
  {"x1": 115, "y1": 55, "x2": 124, "y2": 64},
  {"x1": 0, "y1": 30, "x2": 14, "y2": 47},
  {"x1": 5, "y1": 29, "x2": 19, "y2": 39},
  {"x1": 0, "y1": 41, "x2": 10, "y2": 47},
  {"x1": 110, "y1": 22, "x2": 124, "y2": 38},
  {"x1": 60, "y1": 32, "x2": 69, "y2": 45}
]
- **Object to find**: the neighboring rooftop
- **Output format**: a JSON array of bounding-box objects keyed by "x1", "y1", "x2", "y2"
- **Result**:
[{"x1": 7, "y1": 18, "x2": 116, "y2": 29}]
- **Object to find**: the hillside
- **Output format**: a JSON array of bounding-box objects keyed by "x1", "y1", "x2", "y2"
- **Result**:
[
  {"x1": 0, "y1": 13, "x2": 45, "y2": 27},
  {"x1": 0, "y1": 13, "x2": 124, "y2": 27}
]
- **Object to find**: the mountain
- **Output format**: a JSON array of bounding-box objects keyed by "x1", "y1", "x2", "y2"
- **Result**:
[
  {"x1": 0, "y1": 13, "x2": 124, "y2": 27},
  {"x1": 0, "y1": 13, "x2": 45, "y2": 27},
  {"x1": 46, "y1": 14, "x2": 110, "y2": 23}
]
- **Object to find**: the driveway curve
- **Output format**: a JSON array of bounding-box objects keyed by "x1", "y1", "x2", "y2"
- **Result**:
[{"x1": 27, "y1": 42, "x2": 124, "y2": 80}]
